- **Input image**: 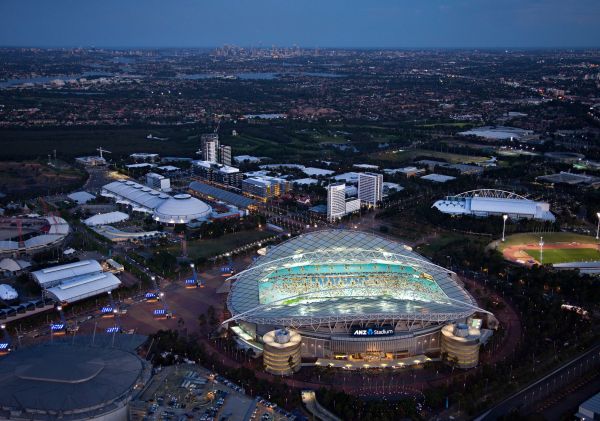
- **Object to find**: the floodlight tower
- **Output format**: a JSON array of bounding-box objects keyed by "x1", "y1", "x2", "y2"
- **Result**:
[
  {"x1": 539, "y1": 236, "x2": 544, "y2": 266},
  {"x1": 596, "y1": 212, "x2": 600, "y2": 240},
  {"x1": 0, "y1": 323, "x2": 11, "y2": 354},
  {"x1": 502, "y1": 214, "x2": 508, "y2": 242}
]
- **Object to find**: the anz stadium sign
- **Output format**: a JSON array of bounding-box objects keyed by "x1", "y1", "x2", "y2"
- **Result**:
[{"x1": 351, "y1": 325, "x2": 395, "y2": 337}]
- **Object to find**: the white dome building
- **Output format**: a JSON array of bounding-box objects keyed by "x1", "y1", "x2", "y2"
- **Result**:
[{"x1": 153, "y1": 194, "x2": 212, "y2": 225}]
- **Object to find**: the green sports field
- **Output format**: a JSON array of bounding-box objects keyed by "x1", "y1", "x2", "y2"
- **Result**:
[
  {"x1": 497, "y1": 232, "x2": 598, "y2": 252},
  {"x1": 524, "y1": 248, "x2": 600, "y2": 264}
]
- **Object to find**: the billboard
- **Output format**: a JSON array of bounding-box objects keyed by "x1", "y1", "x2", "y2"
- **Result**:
[{"x1": 351, "y1": 325, "x2": 395, "y2": 337}]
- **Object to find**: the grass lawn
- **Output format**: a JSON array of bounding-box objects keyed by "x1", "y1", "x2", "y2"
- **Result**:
[
  {"x1": 166, "y1": 229, "x2": 274, "y2": 260},
  {"x1": 524, "y1": 248, "x2": 600, "y2": 264},
  {"x1": 498, "y1": 232, "x2": 598, "y2": 252}
]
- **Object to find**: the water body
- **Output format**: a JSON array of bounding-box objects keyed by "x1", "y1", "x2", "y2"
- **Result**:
[{"x1": 0, "y1": 71, "x2": 115, "y2": 88}]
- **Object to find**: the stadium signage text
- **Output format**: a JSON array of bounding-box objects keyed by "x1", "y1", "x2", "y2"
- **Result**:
[{"x1": 351, "y1": 325, "x2": 395, "y2": 337}]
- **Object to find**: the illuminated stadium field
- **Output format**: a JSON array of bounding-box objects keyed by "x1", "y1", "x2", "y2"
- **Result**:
[
  {"x1": 258, "y1": 262, "x2": 444, "y2": 306},
  {"x1": 227, "y1": 230, "x2": 485, "y2": 327}
]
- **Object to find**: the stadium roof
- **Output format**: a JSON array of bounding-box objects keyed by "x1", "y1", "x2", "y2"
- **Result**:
[
  {"x1": 0, "y1": 342, "x2": 144, "y2": 419},
  {"x1": 153, "y1": 193, "x2": 212, "y2": 224},
  {"x1": 432, "y1": 189, "x2": 555, "y2": 221},
  {"x1": 101, "y1": 180, "x2": 169, "y2": 210},
  {"x1": 189, "y1": 181, "x2": 256, "y2": 209},
  {"x1": 226, "y1": 230, "x2": 486, "y2": 327}
]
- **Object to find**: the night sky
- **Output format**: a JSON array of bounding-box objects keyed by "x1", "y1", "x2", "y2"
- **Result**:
[{"x1": 1, "y1": 0, "x2": 599, "y2": 48}]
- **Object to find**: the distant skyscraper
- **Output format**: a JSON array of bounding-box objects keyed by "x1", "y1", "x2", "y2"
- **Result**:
[
  {"x1": 219, "y1": 145, "x2": 232, "y2": 166},
  {"x1": 358, "y1": 172, "x2": 383, "y2": 207},
  {"x1": 201, "y1": 133, "x2": 219, "y2": 163},
  {"x1": 327, "y1": 183, "x2": 346, "y2": 221}
]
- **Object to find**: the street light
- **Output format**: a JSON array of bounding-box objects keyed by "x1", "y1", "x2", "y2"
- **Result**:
[
  {"x1": 502, "y1": 214, "x2": 508, "y2": 242},
  {"x1": 596, "y1": 212, "x2": 600, "y2": 240}
]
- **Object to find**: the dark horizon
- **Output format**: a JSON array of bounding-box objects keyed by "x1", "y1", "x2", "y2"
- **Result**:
[{"x1": 2, "y1": 0, "x2": 600, "y2": 49}]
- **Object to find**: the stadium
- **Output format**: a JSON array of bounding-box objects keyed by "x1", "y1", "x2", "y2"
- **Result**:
[
  {"x1": 226, "y1": 230, "x2": 493, "y2": 366},
  {"x1": 101, "y1": 180, "x2": 212, "y2": 225},
  {"x1": 0, "y1": 216, "x2": 70, "y2": 257},
  {"x1": 0, "y1": 336, "x2": 148, "y2": 421},
  {"x1": 432, "y1": 189, "x2": 555, "y2": 221}
]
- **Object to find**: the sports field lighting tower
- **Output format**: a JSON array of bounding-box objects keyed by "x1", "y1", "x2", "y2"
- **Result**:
[
  {"x1": 502, "y1": 214, "x2": 508, "y2": 242},
  {"x1": 539, "y1": 236, "x2": 544, "y2": 266},
  {"x1": 596, "y1": 212, "x2": 600, "y2": 240}
]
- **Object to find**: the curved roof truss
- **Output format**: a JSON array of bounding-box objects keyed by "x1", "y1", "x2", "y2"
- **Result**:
[{"x1": 453, "y1": 189, "x2": 528, "y2": 200}]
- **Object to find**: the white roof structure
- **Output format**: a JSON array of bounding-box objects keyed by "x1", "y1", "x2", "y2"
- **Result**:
[
  {"x1": 421, "y1": 174, "x2": 456, "y2": 183},
  {"x1": 31, "y1": 260, "x2": 103, "y2": 288},
  {"x1": 102, "y1": 180, "x2": 169, "y2": 210},
  {"x1": 83, "y1": 211, "x2": 129, "y2": 226},
  {"x1": 45, "y1": 272, "x2": 121, "y2": 303},
  {"x1": 0, "y1": 258, "x2": 30, "y2": 272},
  {"x1": 0, "y1": 284, "x2": 18, "y2": 300},
  {"x1": 432, "y1": 189, "x2": 555, "y2": 221},
  {"x1": 31, "y1": 259, "x2": 121, "y2": 303},
  {"x1": 153, "y1": 194, "x2": 212, "y2": 224},
  {"x1": 102, "y1": 180, "x2": 212, "y2": 224},
  {"x1": 226, "y1": 230, "x2": 487, "y2": 328},
  {"x1": 67, "y1": 191, "x2": 96, "y2": 204}
]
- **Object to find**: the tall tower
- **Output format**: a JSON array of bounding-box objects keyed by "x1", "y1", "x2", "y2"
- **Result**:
[
  {"x1": 200, "y1": 133, "x2": 219, "y2": 162},
  {"x1": 358, "y1": 172, "x2": 383, "y2": 207},
  {"x1": 327, "y1": 183, "x2": 346, "y2": 222}
]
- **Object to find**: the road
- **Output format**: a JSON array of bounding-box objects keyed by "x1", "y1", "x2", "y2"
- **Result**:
[{"x1": 475, "y1": 342, "x2": 600, "y2": 420}]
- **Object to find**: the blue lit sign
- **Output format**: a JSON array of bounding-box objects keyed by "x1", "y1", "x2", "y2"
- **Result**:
[
  {"x1": 50, "y1": 323, "x2": 65, "y2": 331},
  {"x1": 101, "y1": 306, "x2": 113, "y2": 313},
  {"x1": 351, "y1": 325, "x2": 394, "y2": 337},
  {"x1": 153, "y1": 309, "x2": 166, "y2": 315},
  {"x1": 185, "y1": 279, "x2": 197, "y2": 285},
  {"x1": 106, "y1": 326, "x2": 120, "y2": 333},
  {"x1": 0, "y1": 343, "x2": 9, "y2": 350}
]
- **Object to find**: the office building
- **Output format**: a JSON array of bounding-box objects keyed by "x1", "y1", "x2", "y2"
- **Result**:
[
  {"x1": 358, "y1": 172, "x2": 383, "y2": 207},
  {"x1": 242, "y1": 176, "x2": 290, "y2": 201},
  {"x1": 192, "y1": 160, "x2": 242, "y2": 188},
  {"x1": 200, "y1": 133, "x2": 219, "y2": 163},
  {"x1": 327, "y1": 183, "x2": 347, "y2": 221},
  {"x1": 219, "y1": 145, "x2": 232, "y2": 166},
  {"x1": 145, "y1": 172, "x2": 171, "y2": 192}
]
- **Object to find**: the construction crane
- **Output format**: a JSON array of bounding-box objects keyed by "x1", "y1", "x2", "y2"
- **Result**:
[{"x1": 96, "y1": 147, "x2": 112, "y2": 159}]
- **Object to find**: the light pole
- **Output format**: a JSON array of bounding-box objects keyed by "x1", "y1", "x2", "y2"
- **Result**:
[
  {"x1": 502, "y1": 214, "x2": 508, "y2": 242},
  {"x1": 596, "y1": 212, "x2": 600, "y2": 240},
  {"x1": 539, "y1": 236, "x2": 544, "y2": 265}
]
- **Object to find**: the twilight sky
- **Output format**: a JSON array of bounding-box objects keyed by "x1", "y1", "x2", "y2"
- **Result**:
[{"x1": 1, "y1": 0, "x2": 599, "y2": 48}]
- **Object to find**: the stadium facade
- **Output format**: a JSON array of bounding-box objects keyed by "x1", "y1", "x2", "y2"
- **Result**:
[
  {"x1": 226, "y1": 230, "x2": 493, "y2": 365},
  {"x1": 432, "y1": 189, "x2": 555, "y2": 221}
]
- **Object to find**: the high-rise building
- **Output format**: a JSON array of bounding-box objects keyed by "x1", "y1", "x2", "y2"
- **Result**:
[
  {"x1": 200, "y1": 133, "x2": 219, "y2": 163},
  {"x1": 358, "y1": 172, "x2": 383, "y2": 207},
  {"x1": 327, "y1": 183, "x2": 347, "y2": 221},
  {"x1": 219, "y1": 145, "x2": 232, "y2": 166}
]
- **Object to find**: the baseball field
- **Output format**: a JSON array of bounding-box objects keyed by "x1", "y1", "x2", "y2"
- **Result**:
[{"x1": 498, "y1": 232, "x2": 600, "y2": 265}]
